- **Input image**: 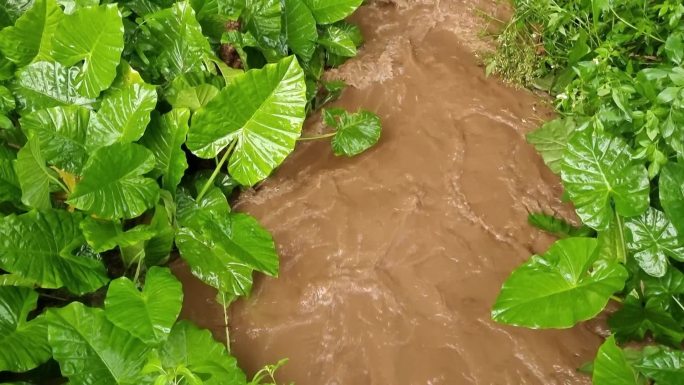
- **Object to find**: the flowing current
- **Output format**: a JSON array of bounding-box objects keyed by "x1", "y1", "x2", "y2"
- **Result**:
[{"x1": 171, "y1": 1, "x2": 603, "y2": 383}]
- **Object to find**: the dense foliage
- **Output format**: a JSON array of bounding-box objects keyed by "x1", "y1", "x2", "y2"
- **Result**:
[
  {"x1": 0, "y1": 0, "x2": 380, "y2": 383},
  {"x1": 490, "y1": 0, "x2": 684, "y2": 383}
]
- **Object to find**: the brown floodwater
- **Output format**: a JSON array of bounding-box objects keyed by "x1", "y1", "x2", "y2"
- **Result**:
[{"x1": 171, "y1": 1, "x2": 605, "y2": 384}]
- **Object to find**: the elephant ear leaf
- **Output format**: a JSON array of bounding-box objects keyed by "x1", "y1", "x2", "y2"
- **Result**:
[
  {"x1": 0, "y1": 0, "x2": 63, "y2": 66},
  {"x1": 492, "y1": 237, "x2": 628, "y2": 328},
  {"x1": 302, "y1": 0, "x2": 362, "y2": 24},
  {"x1": 104, "y1": 267, "x2": 183, "y2": 345},
  {"x1": 51, "y1": 4, "x2": 124, "y2": 97},
  {"x1": 592, "y1": 336, "x2": 642, "y2": 385},
  {"x1": 187, "y1": 55, "x2": 307, "y2": 186},
  {"x1": 0, "y1": 210, "x2": 109, "y2": 295},
  {"x1": 324, "y1": 108, "x2": 381, "y2": 157},
  {"x1": 67, "y1": 143, "x2": 160, "y2": 219},
  {"x1": 625, "y1": 208, "x2": 684, "y2": 278},
  {"x1": 139, "y1": 109, "x2": 190, "y2": 193},
  {"x1": 0, "y1": 286, "x2": 51, "y2": 372},
  {"x1": 47, "y1": 302, "x2": 149, "y2": 385}
]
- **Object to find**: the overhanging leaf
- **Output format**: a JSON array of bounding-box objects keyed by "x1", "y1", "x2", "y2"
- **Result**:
[
  {"x1": 68, "y1": 143, "x2": 160, "y2": 219},
  {"x1": 0, "y1": 210, "x2": 109, "y2": 295},
  {"x1": 318, "y1": 24, "x2": 357, "y2": 57},
  {"x1": 0, "y1": 0, "x2": 62, "y2": 66},
  {"x1": 139, "y1": 109, "x2": 189, "y2": 193},
  {"x1": 51, "y1": 4, "x2": 125, "y2": 97},
  {"x1": 324, "y1": 108, "x2": 381, "y2": 156},
  {"x1": 592, "y1": 336, "x2": 642, "y2": 385},
  {"x1": 526, "y1": 118, "x2": 575, "y2": 174},
  {"x1": 625, "y1": 208, "x2": 684, "y2": 277},
  {"x1": 561, "y1": 130, "x2": 649, "y2": 231},
  {"x1": 492, "y1": 237, "x2": 628, "y2": 328},
  {"x1": 187, "y1": 55, "x2": 306, "y2": 186},
  {"x1": 104, "y1": 267, "x2": 183, "y2": 345}
]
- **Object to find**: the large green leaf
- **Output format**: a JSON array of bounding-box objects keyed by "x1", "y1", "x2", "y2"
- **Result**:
[
  {"x1": 104, "y1": 267, "x2": 182, "y2": 345},
  {"x1": 526, "y1": 118, "x2": 575, "y2": 174},
  {"x1": 20, "y1": 106, "x2": 90, "y2": 174},
  {"x1": 51, "y1": 4, "x2": 124, "y2": 97},
  {"x1": 187, "y1": 55, "x2": 306, "y2": 186},
  {"x1": 492, "y1": 237, "x2": 628, "y2": 328},
  {"x1": 0, "y1": 0, "x2": 62, "y2": 66},
  {"x1": 592, "y1": 336, "x2": 641, "y2": 385},
  {"x1": 87, "y1": 82, "x2": 158, "y2": 150},
  {"x1": 660, "y1": 162, "x2": 684, "y2": 234},
  {"x1": 80, "y1": 217, "x2": 156, "y2": 253},
  {"x1": 0, "y1": 210, "x2": 109, "y2": 294},
  {"x1": 0, "y1": 145, "x2": 20, "y2": 204},
  {"x1": 625, "y1": 208, "x2": 684, "y2": 277},
  {"x1": 139, "y1": 109, "x2": 189, "y2": 193},
  {"x1": 561, "y1": 130, "x2": 649, "y2": 231},
  {"x1": 47, "y1": 302, "x2": 149, "y2": 385},
  {"x1": 139, "y1": 2, "x2": 211, "y2": 81},
  {"x1": 68, "y1": 143, "x2": 160, "y2": 219},
  {"x1": 324, "y1": 108, "x2": 381, "y2": 156},
  {"x1": 0, "y1": 286, "x2": 51, "y2": 372},
  {"x1": 284, "y1": 0, "x2": 317, "y2": 60},
  {"x1": 635, "y1": 346, "x2": 684, "y2": 385},
  {"x1": 609, "y1": 297, "x2": 684, "y2": 345},
  {"x1": 243, "y1": 0, "x2": 282, "y2": 51},
  {"x1": 12, "y1": 61, "x2": 95, "y2": 112},
  {"x1": 153, "y1": 321, "x2": 246, "y2": 385},
  {"x1": 14, "y1": 136, "x2": 56, "y2": 210},
  {"x1": 302, "y1": 0, "x2": 362, "y2": 24}
]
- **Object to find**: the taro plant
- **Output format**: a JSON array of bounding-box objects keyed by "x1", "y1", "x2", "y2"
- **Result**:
[
  {"x1": 490, "y1": 0, "x2": 684, "y2": 383},
  {"x1": 0, "y1": 0, "x2": 381, "y2": 383}
]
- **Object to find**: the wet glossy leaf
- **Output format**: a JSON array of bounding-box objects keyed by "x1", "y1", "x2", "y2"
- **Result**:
[
  {"x1": 0, "y1": 274, "x2": 36, "y2": 287},
  {"x1": 144, "y1": 203, "x2": 175, "y2": 266},
  {"x1": 87, "y1": 82, "x2": 158, "y2": 150},
  {"x1": 80, "y1": 217, "x2": 156, "y2": 253},
  {"x1": 492, "y1": 237, "x2": 628, "y2": 328},
  {"x1": 284, "y1": 0, "x2": 317, "y2": 60},
  {"x1": 47, "y1": 302, "x2": 149, "y2": 385},
  {"x1": 14, "y1": 136, "x2": 56, "y2": 210},
  {"x1": 526, "y1": 118, "x2": 575, "y2": 174},
  {"x1": 0, "y1": 0, "x2": 62, "y2": 66},
  {"x1": 139, "y1": 109, "x2": 189, "y2": 193},
  {"x1": 609, "y1": 297, "x2": 684, "y2": 345},
  {"x1": 68, "y1": 143, "x2": 160, "y2": 219},
  {"x1": 155, "y1": 321, "x2": 246, "y2": 385},
  {"x1": 592, "y1": 336, "x2": 641, "y2": 385},
  {"x1": 0, "y1": 1, "x2": 34, "y2": 27},
  {"x1": 0, "y1": 286, "x2": 50, "y2": 372},
  {"x1": 660, "y1": 162, "x2": 684, "y2": 234},
  {"x1": 12, "y1": 61, "x2": 94, "y2": 112},
  {"x1": 20, "y1": 106, "x2": 90, "y2": 174},
  {"x1": 635, "y1": 346, "x2": 684, "y2": 385},
  {"x1": 243, "y1": 0, "x2": 281, "y2": 51},
  {"x1": 57, "y1": 0, "x2": 99, "y2": 14},
  {"x1": 104, "y1": 267, "x2": 183, "y2": 345},
  {"x1": 187, "y1": 55, "x2": 307, "y2": 186},
  {"x1": 319, "y1": 24, "x2": 357, "y2": 57},
  {"x1": 324, "y1": 108, "x2": 381, "y2": 156},
  {"x1": 0, "y1": 210, "x2": 109, "y2": 294},
  {"x1": 303, "y1": 0, "x2": 362, "y2": 24},
  {"x1": 625, "y1": 208, "x2": 684, "y2": 277},
  {"x1": 51, "y1": 4, "x2": 124, "y2": 97},
  {"x1": 0, "y1": 145, "x2": 20, "y2": 204},
  {"x1": 167, "y1": 83, "x2": 219, "y2": 112},
  {"x1": 561, "y1": 130, "x2": 649, "y2": 231},
  {"x1": 643, "y1": 267, "x2": 684, "y2": 306}
]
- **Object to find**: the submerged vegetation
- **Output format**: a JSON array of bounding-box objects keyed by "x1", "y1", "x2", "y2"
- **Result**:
[
  {"x1": 0, "y1": 0, "x2": 380, "y2": 383},
  {"x1": 490, "y1": 0, "x2": 684, "y2": 383}
]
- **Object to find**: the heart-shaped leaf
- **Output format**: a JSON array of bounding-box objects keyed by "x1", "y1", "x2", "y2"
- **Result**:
[
  {"x1": 51, "y1": 4, "x2": 124, "y2": 97},
  {"x1": 319, "y1": 24, "x2": 357, "y2": 57},
  {"x1": 561, "y1": 130, "x2": 649, "y2": 231},
  {"x1": 243, "y1": 0, "x2": 282, "y2": 51},
  {"x1": 492, "y1": 237, "x2": 628, "y2": 328},
  {"x1": 104, "y1": 267, "x2": 183, "y2": 345},
  {"x1": 526, "y1": 118, "x2": 575, "y2": 174},
  {"x1": 592, "y1": 336, "x2": 642, "y2": 385},
  {"x1": 0, "y1": 210, "x2": 109, "y2": 295},
  {"x1": 68, "y1": 143, "x2": 160, "y2": 219},
  {"x1": 139, "y1": 109, "x2": 189, "y2": 193},
  {"x1": 0, "y1": 286, "x2": 51, "y2": 372},
  {"x1": 609, "y1": 297, "x2": 684, "y2": 345},
  {"x1": 11, "y1": 61, "x2": 95, "y2": 112},
  {"x1": 302, "y1": 0, "x2": 362, "y2": 24},
  {"x1": 80, "y1": 217, "x2": 156, "y2": 253},
  {"x1": 324, "y1": 108, "x2": 381, "y2": 157},
  {"x1": 626, "y1": 207, "x2": 684, "y2": 277},
  {"x1": 0, "y1": 0, "x2": 63, "y2": 66},
  {"x1": 635, "y1": 346, "x2": 684, "y2": 385},
  {"x1": 187, "y1": 55, "x2": 306, "y2": 186}
]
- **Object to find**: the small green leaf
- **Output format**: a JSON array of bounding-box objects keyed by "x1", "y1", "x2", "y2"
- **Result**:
[
  {"x1": 492, "y1": 237, "x2": 628, "y2": 328},
  {"x1": 139, "y1": 109, "x2": 189, "y2": 193},
  {"x1": 319, "y1": 24, "x2": 357, "y2": 57},
  {"x1": 0, "y1": 286, "x2": 51, "y2": 372},
  {"x1": 528, "y1": 212, "x2": 594, "y2": 238},
  {"x1": 526, "y1": 118, "x2": 575, "y2": 174},
  {"x1": 51, "y1": 4, "x2": 125, "y2": 97},
  {"x1": 187, "y1": 55, "x2": 307, "y2": 186},
  {"x1": 635, "y1": 346, "x2": 684, "y2": 385},
  {"x1": 302, "y1": 0, "x2": 362, "y2": 24},
  {"x1": 104, "y1": 267, "x2": 183, "y2": 345},
  {"x1": 625, "y1": 208, "x2": 684, "y2": 277},
  {"x1": 167, "y1": 83, "x2": 219, "y2": 112},
  {"x1": 0, "y1": 0, "x2": 63, "y2": 66},
  {"x1": 0, "y1": 210, "x2": 109, "y2": 295},
  {"x1": 284, "y1": 0, "x2": 317, "y2": 60},
  {"x1": 609, "y1": 297, "x2": 684, "y2": 345},
  {"x1": 81, "y1": 217, "x2": 156, "y2": 253},
  {"x1": 14, "y1": 136, "x2": 56, "y2": 210},
  {"x1": 561, "y1": 130, "x2": 649, "y2": 231},
  {"x1": 660, "y1": 162, "x2": 684, "y2": 234},
  {"x1": 68, "y1": 143, "x2": 160, "y2": 219},
  {"x1": 20, "y1": 106, "x2": 90, "y2": 174},
  {"x1": 47, "y1": 302, "x2": 149, "y2": 385},
  {"x1": 243, "y1": 0, "x2": 282, "y2": 51},
  {"x1": 12, "y1": 61, "x2": 95, "y2": 112},
  {"x1": 87, "y1": 82, "x2": 158, "y2": 150},
  {"x1": 324, "y1": 108, "x2": 381, "y2": 156},
  {"x1": 592, "y1": 336, "x2": 641, "y2": 385}
]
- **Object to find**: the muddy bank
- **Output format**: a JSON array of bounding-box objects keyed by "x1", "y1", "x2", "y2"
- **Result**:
[{"x1": 172, "y1": 1, "x2": 602, "y2": 384}]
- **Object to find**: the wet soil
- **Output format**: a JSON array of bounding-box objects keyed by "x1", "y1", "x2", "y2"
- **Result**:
[{"x1": 171, "y1": 1, "x2": 603, "y2": 384}]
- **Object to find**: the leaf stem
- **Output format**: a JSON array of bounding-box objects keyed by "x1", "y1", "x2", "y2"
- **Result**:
[
  {"x1": 297, "y1": 132, "x2": 336, "y2": 141},
  {"x1": 132, "y1": 249, "x2": 145, "y2": 284},
  {"x1": 615, "y1": 211, "x2": 627, "y2": 264},
  {"x1": 197, "y1": 140, "x2": 237, "y2": 201},
  {"x1": 610, "y1": 295, "x2": 624, "y2": 303},
  {"x1": 221, "y1": 293, "x2": 231, "y2": 354}
]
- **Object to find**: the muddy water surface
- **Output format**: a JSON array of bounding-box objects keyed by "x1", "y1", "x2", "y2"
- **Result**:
[{"x1": 173, "y1": 1, "x2": 603, "y2": 384}]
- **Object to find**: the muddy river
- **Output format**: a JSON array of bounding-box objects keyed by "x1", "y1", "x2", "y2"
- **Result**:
[{"x1": 171, "y1": 1, "x2": 603, "y2": 384}]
